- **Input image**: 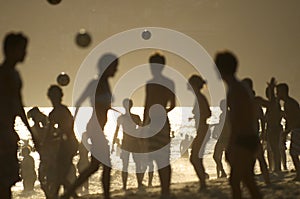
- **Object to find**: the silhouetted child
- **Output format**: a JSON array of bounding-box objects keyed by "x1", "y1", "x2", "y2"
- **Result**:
[
  {"x1": 187, "y1": 75, "x2": 211, "y2": 191},
  {"x1": 180, "y1": 135, "x2": 190, "y2": 158},
  {"x1": 113, "y1": 98, "x2": 143, "y2": 190},
  {"x1": 20, "y1": 147, "x2": 37, "y2": 191}
]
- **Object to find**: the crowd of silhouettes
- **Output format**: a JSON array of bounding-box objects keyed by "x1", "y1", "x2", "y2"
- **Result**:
[{"x1": 1, "y1": 31, "x2": 300, "y2": 199}]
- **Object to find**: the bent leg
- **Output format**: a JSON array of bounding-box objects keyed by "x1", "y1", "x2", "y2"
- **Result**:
[
  {"x1": 62, "y1": 157, "x2": 100, "y2": 198},
  {"x1": 257, "y1": 144, "x2": 270, "y2": 184}
]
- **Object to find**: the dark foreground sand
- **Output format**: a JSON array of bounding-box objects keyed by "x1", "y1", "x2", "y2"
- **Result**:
[{"x1": 81, "y1": 171, "x2": 300, "y2": 199}]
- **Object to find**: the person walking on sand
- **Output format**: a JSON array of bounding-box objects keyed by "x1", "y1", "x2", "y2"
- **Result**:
[
  {"x1": 276, "y1": 83, "x2": 300, "y2": 181},
  {"x1": 187, "y1": 75, "x2": 211, "y2": 191},
  {"x1": 215, "y1": 51, "x2": 262, "y2": 199},
  {"x1": 0, "y1": 33, "x2": 34, "y2": 199},
  {"x1": 213, "y1": 99, "x2": 230, "y2": 178},
  {"x1": 61, "y1": 54, "x2": 118, "y2": 199}
]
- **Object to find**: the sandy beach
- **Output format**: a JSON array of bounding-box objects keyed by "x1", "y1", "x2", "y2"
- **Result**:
[{"x1": 80, "y1": 171, "x2": 300, "y2": 199}]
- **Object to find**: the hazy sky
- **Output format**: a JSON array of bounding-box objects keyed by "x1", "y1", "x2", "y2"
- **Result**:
[{"x1": 1, "y1": 0, "x2": 299, "y2": 107}]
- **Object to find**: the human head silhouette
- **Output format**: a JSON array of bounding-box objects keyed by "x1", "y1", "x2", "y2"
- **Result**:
[
  {"x1": 97, "y1": 53, "x2": 118, "y2": 78},
  {"x1": 188, "y1": 75, "x2": 206, "y2": 91},
  {"x1": 215, "y1": 51, "x2": 238, "y2": 83},
  {"x1": 149, "y1": 52, "x2": 165, "y2": 77},
  {"x1": 47, "y1": 85, "x2": 63, "y2": 105},
  {"x1": 242, "y1": 78, "x2": 256, "y2": 96},
  {"x1": 123, "y1": 98, "x2": 133, "y2": 112},
  {"x1": 276, "y1": 83, "x2": 289, "y2": 100},
  {"x1": 3, "y1": 33, "x2": 28, "y2": 64}
]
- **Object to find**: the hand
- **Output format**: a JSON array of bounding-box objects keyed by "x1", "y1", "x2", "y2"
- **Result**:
[{"x1": 267, "y1": 77, "x2": 276, "y2": 88}]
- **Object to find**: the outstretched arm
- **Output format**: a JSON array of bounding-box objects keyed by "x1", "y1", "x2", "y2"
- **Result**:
[{"x1": 74, "y1": 81, "x2": 95, "y2": 119}]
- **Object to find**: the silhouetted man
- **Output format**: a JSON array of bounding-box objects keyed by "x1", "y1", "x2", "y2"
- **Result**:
[
  {"x1": 47, "y1": 85, "x2": 78, "y2": 199},
  {"x1": 143, "y1": 53, "x2": 175, "y2": 199},
  {"x1": 276, "y1": 83, "x2": 300, "y2": 181},
  {"x1": 215, "y1": 51, "x2": 262, "y2": 199},
  {"x1": 0, "y1": 33, "x2": 33, "y2": 199},
  {"x1": 61, "y1": 54, "x2": 118, "y2": 199},
  {"x1": 255, "y1": 78, "x2": 283, "y2": 173},
  {"x1": 242, "y1": 78, "x2": 270, "y2": 185},
  {"x1": 187, "y1": 75, "x2": 211, "y2": 191}
]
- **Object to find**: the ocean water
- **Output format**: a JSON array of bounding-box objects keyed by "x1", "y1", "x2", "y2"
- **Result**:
[{"x1": 12, "y1": 106, "x2": 290, "y2": 199}]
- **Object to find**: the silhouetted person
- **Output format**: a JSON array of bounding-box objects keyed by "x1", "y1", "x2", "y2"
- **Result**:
[
  {"x1": 276, "y1": 83, "x2": 300, "y2": 181},
  {"x1": 20, "y1": 146, "x2": 37, "y2": 191},
  {"x1": 256, "y1": 78, "x2": 283, "y2": 173},
  {"x1": 242, "y1": 78, "x2": 270, "y2": 185},
  {"x1": 180, "y1": 134, "x2": 190, "y2": 158},
  {"x1": 213, "y1": 99, "x2": 230, "y2": 178},
  {"x1": 143, "y1": 53, "x2": 175, "y2": 198},
  {"x1": 47, "y1": 85, "x2": 78, "y2": 199},
  {"x1": 76, "y1": 131, "x2": 90, "y2": 195},
  {"x1": 187, "y1": 75, "x2": 211, "y2": 191},
  {"x1": 215, "y1": 51, "x2": 262, "y2": 199},
  {"x1": 112, "y1": 98, "x2": 144, "y2": 190},
  {"x1": 27, "y1": 107, "x2": 49, "y2": 150},
  {"x1": 27, "y1": 107, "x2": 53, "y2": 198},
  {"x1": 0, "y1": 33, "x2": 33, "y2": 199},
  {"x1": 62, "y1": 54, "x2": 118, "y2": 199}
]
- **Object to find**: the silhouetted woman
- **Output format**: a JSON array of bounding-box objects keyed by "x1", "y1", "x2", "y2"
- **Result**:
[
  {"x1": 62, "y1": 54, "x2": 118, "y2": 199},
  {"x1": 188, "y1": 75, "x2": 211, "y2": 191}
]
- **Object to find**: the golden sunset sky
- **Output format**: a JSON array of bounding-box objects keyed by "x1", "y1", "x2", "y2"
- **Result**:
[{"x1": 1, "y1": 0, "x2": 299, "y2": 107}]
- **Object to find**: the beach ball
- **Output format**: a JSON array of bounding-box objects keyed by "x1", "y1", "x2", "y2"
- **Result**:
[
  {"x1": 57, "y1": 72, "x2": 70, "y2": 86},
  {"x1": 76, "y1": 29, "x2": 92, "y2": 48},
  {"x1": 142, "y1": 29, "x2": 151, "y2": 40},
  {"x1": 47, "y1": 0, "x2": 62, "y2": 5}
]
